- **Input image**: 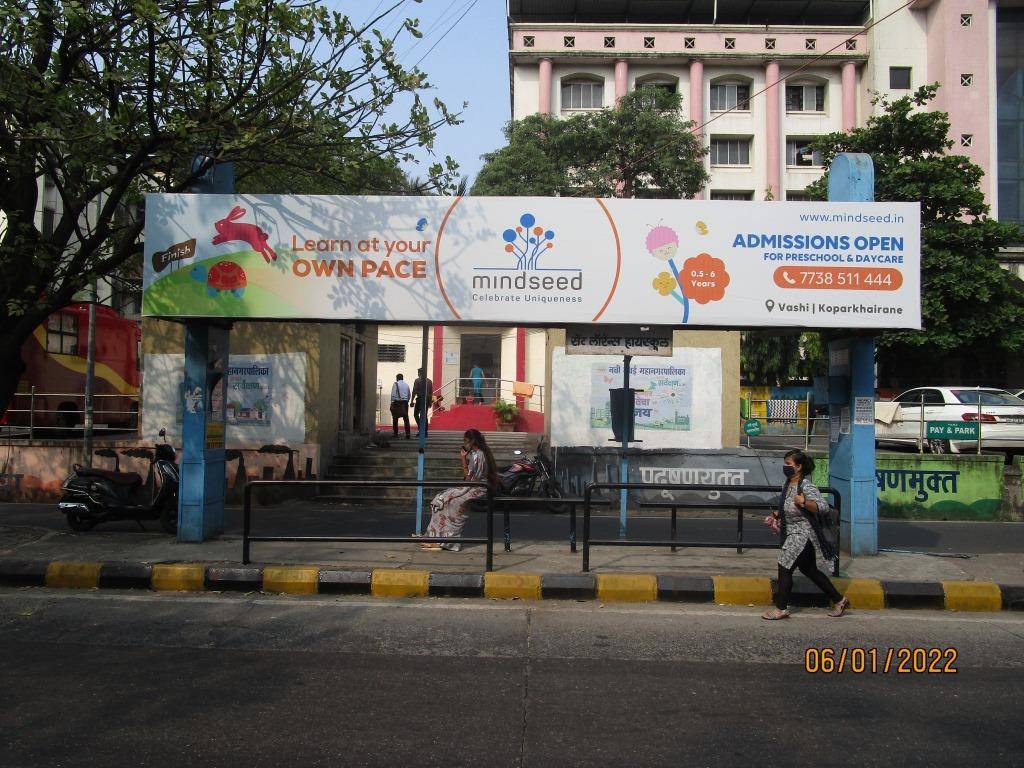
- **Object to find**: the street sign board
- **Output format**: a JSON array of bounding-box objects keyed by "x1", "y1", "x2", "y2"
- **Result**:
[
  {"x1": 743, "y1": 418, "x2": 762, "y2": 437},
  {"x1": 565, "y1": 325, "x2": 672, "y2": 356},
  {"x1": 926, "y1": 421, "x2": 979, "y2": 439}
]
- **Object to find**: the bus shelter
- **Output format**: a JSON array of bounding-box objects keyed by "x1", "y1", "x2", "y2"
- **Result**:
[{"x1": 142, "y1": 154, "x2": 918, "y2": 556}]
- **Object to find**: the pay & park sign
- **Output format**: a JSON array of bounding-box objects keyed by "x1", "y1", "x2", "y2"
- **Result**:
[{"x1": 142, "y1": 195, "x2": 920, "y2": 328}]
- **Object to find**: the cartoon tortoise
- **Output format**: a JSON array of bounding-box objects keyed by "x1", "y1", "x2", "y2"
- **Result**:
[{"x1": 190, "y1": 261, "x2": 247, "y2": 298}]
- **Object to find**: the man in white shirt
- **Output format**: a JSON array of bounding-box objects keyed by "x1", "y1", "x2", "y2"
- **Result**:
[{"x1": 390, "y1": 373, "x2": 411, "y2": 438}]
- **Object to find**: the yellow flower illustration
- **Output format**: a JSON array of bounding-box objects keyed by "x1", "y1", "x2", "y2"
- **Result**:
[
  {"x1": 695, "y1": 220, "x2": 709, "y2": 235},
  {"x1": 652, "y1": 271, "x2": 675, "y2": 296}
]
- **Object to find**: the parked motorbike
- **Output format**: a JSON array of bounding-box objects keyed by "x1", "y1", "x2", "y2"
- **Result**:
[
  {"x1": 58, "y1": 429, "x2": 179, "y2": 534},
  {"x1": 498, "y1": 443, "x2": 565, "y2": 501}
]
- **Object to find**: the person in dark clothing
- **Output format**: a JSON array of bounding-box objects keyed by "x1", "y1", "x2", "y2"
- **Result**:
[
  {"x1": 389, "y1": 373, "x2": 411, "y2": 439},
  {"x1": 411, "y1": 368, "x2": 433, "y2": 438},
  {"x1": 762, "y1": 449, "x2": 849, "y2": 620}
]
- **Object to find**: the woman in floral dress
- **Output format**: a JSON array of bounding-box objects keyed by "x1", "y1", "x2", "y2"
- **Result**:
[
  {"x1": 762, "y1": 449, "x2": 849, "y2": 620},
  {"x1": 421, "y1": 429, "x2": 498, "y2": 552}
]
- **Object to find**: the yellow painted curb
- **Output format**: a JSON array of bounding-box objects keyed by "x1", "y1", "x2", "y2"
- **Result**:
[
  {"x1": 943, "y1": 581, "x2": 1002, "y2": 612},
  {"x1": 713, "y1": 576, "x2": 773, "y2": 606},
  {"x1": 45, "y1": 561, "x2": 101, "y2": 589},
  {"x1": 596, "y1": 573, "x2": 657, "y2": 602},
  {"x1": 833, "y1": 578, "x2": 885, "y2": 610},
  {"x1": 263, "y1": 566, "x2": 319, "y2": 595},
  {"x1": 151, "y1": 564, "x2": 206, "y2": 592},
  {"x1": 371, "y1": 569, "x2": 429, "y2": 598},
  {"x1": 484, "y1": 572, "x2": 541, "y2": 600}
]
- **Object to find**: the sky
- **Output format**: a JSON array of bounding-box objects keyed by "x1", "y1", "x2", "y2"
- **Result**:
[{"x1": 331, "y1": 0, "x2": 511, "y2": 186}]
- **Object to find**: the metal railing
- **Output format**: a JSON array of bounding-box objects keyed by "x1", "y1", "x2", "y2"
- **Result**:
[
  {"x1": 243, "y1": 479, "x2": 496, "y2": 570},
  {"x1": 432, "y1": 378, "x2": 544, "y2": 412},
  {"x1": 581, "y1": 482, "x2": 841, "y2": 576},
  {"x1": 742, "y1": 394, "x2": 828, "y2": 450},
  {"x1": 1, "y1": 388, "x2": 140, "y2": 438}
]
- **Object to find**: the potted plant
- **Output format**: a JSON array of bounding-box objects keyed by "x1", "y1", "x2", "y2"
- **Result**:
[{"x1": 492, "y1": 397, "x2": 518, "y2": 431}]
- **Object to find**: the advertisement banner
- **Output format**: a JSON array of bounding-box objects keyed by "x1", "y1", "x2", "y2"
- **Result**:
[{"x1": 142, "y1": 195, "x2": 921, "y2": 329}]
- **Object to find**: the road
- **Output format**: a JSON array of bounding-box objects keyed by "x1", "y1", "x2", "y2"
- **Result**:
[
  {"x1": 4, "y1": 502, "x2": 1024, "y2": 554},
  {"x1": 1, "y1": 588, "x2": 1022, "y2": 767}
]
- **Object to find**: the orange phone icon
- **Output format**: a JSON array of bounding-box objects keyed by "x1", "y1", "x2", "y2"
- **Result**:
[{"x1": 781, "y1": 270, "x2": 797, "y2": 285}]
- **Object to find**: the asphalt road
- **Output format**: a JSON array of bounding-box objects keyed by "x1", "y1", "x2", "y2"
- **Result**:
[
  {"x1": 3, "y1": 502, "x2": 1024, "y2": 554},
  {"x1": 1, "y1": 589, "x2": 1022, "y2": 767}
]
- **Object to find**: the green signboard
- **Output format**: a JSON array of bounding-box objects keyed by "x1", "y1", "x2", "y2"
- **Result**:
[
  {"x1": 926, "y1": 421, "x2": 979, "y2": 439},
  {"x1": 743, "y1": 419, "x2": 762, "y2": 437}
]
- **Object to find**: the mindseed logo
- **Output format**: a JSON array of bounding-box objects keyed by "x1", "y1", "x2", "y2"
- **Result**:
[{"x1": 470, "y1": 213, "x2": 583, "y2": 299}]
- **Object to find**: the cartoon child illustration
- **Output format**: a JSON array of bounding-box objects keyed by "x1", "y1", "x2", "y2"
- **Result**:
[{"x1": 646, "y1": 225, "x2": 690, "y2": 323}]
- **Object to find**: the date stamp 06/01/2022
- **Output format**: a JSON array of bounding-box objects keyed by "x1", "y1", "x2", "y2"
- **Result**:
[{"x1": 804, "y1": 647, "x2": 958, "y2": 674}]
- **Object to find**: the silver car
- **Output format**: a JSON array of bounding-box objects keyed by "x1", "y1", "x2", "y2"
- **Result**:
[{"x1": 876, "y1": 387, "x2": 1024, "y2": 454}]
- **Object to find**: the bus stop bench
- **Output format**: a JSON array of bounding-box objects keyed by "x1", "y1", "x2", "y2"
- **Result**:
[{"x1": 466, "y1": 496, "x2": 613, "y2": 552}]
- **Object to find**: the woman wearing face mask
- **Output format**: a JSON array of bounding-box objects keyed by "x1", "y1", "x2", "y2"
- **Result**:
[
  {"x1": 420, "y1": 429, "x2": 498, "y2": 552},
  {"x1": 762, "y1": 449, "x2": 849, "y2": 620}
]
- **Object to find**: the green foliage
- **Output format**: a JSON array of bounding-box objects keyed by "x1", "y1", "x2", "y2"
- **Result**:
[
  {"x1": 492, "y1": 397, "x2": 518, "y2": 423},
  {"x1": 0, "y1": 0, "x2": 461, "y2": 413},
  {"x1": 803, "y1": 85, "x2": 1024, "y2": 380},
  {"x1": 472, "y1": 89, "x2": 708, "y2": 198},
  {"x1": 741, "y1": 331, "x2": 823, "y2": 385}
]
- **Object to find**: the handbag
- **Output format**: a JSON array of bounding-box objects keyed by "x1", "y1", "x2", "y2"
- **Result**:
[{"x1": 390, "y1": 399, "x2": 407, "y2": 418}]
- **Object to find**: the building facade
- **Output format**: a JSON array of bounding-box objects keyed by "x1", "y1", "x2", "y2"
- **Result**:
[{"x1": 508, "y1": 0, "x2": 1019, "y2": 217}]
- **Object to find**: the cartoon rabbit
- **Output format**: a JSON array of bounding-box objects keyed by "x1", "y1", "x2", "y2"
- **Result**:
[{"x1": 211, "y1": 206, "x2": 277, "y2": 263}]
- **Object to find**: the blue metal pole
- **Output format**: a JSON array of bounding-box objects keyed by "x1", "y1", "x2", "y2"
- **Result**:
[
  {"x1": 619, "y1": 354, "x2": 631, "y2": 538},
  {"x1": 415, "y1": 324, "x2": 429, "y2": 533},
  {"x1": 826, "y1": 153, "x2": 879, "y2": 556}
]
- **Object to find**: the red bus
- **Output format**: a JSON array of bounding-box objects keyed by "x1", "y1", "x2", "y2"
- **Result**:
[{"x1": 3, "y1": 303, "x2": 141, "y2": 433}]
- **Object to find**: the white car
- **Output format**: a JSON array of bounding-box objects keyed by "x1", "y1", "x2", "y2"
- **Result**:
[{"x1": 876, "y1": 387, "x2": 1024, "y2": 454}]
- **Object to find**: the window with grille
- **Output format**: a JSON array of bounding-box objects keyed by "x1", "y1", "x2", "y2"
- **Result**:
[
  {"x1": 961, "y1": 13, "x2": 972, "y2": 27},
  {"x1": 561, "y1": 80, "x2": 603, "y2": 110},
  {"x1": 889, "y1": 67, "x2": 911, "y2": 89},
  {"x1": 637, "y1": 81, "x2": 677, "y2": 108},
  {"x1": 764, "y1": 38, "x2": 776, "y2": 50},
  {"x1": 684, "y1": 37, "x2": 695, "y2": 49},
  {"x1": 710, "y1": 190, "x2": 753, "y2": 200},
  {"x1": 710, "y1": 82, "x2": 750, "y2": 111},
  {"x1": 563, "y1": 35, "x2": 575, "y2": 48},
  {"x1": 786, "y1": 138, "x2": 823, "y2": 167},
  {"x1": 378, "y1": 344, "x2": 406, "y2": 363},
  {"x1": 786, "y1": 191, "x2": 811, "y2": 201},
  {"x1": 786, "y1": 84, "x2": 825, "y2": 112},
  {"x1": 961, "y1": 73, "x2": 973, "y2": 86},
  {"x1": 846, "y1": 39, "x2": 857, "y2": 50},
  {"x1": 644, "y1": 36, "x2": 656, "y2": 48},
  {"x1": 961, "y1": 134, "x2": 973, "y2": 147},
  {"x1": 604, "y1": 36, "x2": 615, "y2": 48},
  {"x1": 523, "y1": 35, "x2": 535, "y2": 47},
  {"x1": 805, "y1": 38, "x2": 816, "y2": 50},
  {"x1": 46, "y1": 313, "x2": 78, "y2": 355},
  {"x1": 710, "y1": 138, "x2": 751, "y2": 166},
  {"x1": 724, "y1": 37, "x2": 736, "y2": 49}
]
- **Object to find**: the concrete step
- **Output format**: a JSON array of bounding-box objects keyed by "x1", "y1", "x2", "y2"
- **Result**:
[{"x1": 326, "y1": 466, "x2": 464, "y2": 480}]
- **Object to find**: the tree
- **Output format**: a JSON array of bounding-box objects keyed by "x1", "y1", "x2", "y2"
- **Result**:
[
  {"x1": 741, "y1": 332, "x2": 823, "y2": 386},
  {"x1": 804, "y1": 85, "x2": 1024, "y2": 384},
  {"x1": 0, "y1": 0, "x2": 460, "y2": 416},
  {"x1": 471, "y1": 88, "x2": 708, "y2": 199}
]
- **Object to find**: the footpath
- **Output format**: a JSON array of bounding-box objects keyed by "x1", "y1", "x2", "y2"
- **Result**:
[{"x1": 1, "y1": 503, "x2": 1022, "y2": 611}]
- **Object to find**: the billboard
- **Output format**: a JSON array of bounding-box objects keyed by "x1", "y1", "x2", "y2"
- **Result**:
[{"x1": 142, "y1": 194, "x2": 921, "y2": 329}]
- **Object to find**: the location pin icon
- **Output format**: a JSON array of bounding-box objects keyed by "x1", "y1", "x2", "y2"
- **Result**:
[{"x1": 765, "y1": 299, "x2": 775, "y2": 312}]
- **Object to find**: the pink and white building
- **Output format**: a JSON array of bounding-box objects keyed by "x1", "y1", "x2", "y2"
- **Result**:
[{"x1": 508, "y1": 0, "x2": 1023, "y2": 224}]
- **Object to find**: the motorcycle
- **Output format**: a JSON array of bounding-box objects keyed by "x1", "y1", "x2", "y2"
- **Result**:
[
  {"x1": 58, "y1": 429, "x2": 179, "y2": 534},
  {"x1": 498, "y1": 443, "x2": 565, "y2": 501}
]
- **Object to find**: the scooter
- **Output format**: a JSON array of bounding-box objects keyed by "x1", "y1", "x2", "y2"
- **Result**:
[
  {"x1": 498, "y1": 443, "x2": 565, "y2": 501},
  {"x1": 58, "y1": 429, "x2": 179, "y2": 534}
]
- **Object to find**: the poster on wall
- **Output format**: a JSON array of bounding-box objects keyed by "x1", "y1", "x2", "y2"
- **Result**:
[
  {"x1": 142, "y1": 352, "x2": 306, "y2": 445},
  {"x1": 589, "y1": 361, "x2": 692, "y2": 431},
  {"x1": 551, "y1": 348, "x2": 722, "y2": 449},
  {"x1": 142, "y1": 195, "x2": 921, "y2": 330}
]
